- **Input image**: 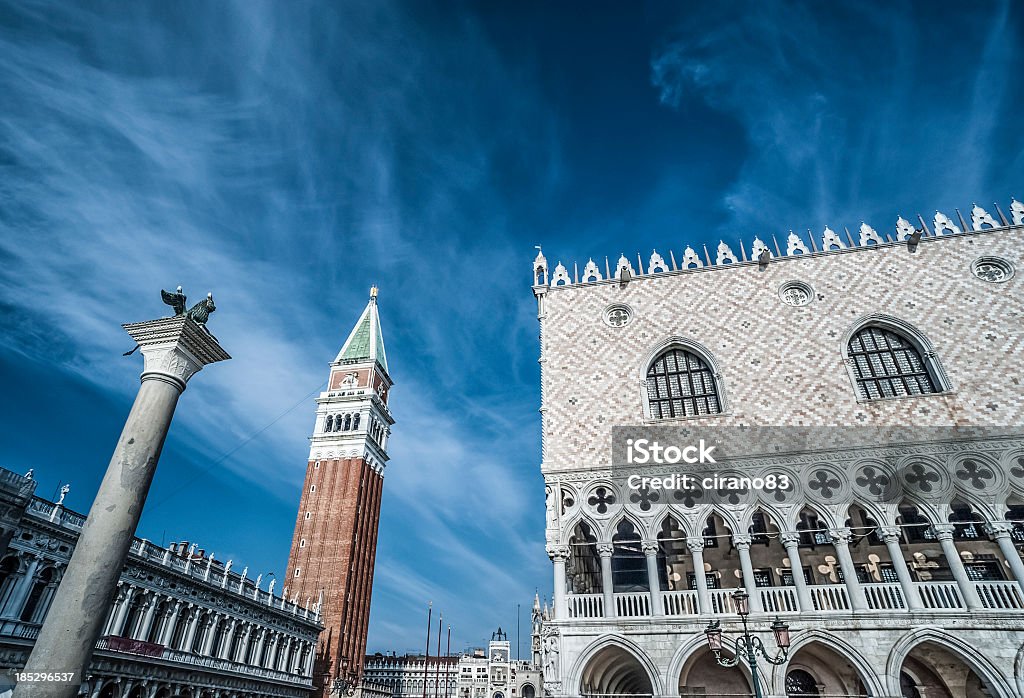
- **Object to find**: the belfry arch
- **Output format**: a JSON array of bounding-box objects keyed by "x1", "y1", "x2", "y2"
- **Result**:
[{"x1": 577, "y1": 642, "x2": 656, "y2": 697}]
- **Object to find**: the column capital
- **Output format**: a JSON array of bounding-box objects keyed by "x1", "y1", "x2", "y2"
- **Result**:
[
  {"x1": 685, "y1": 537, "x2": 705, "y2": 553},
  {"x1": 984, "y1": 521, "x2": 1015, "y2": 539},
  {"x1": 545, "y1": 544, "x2": 570, "y2": 562},
  {"x1": 596, "y1": 543, "x2": 614, "y2": 558},
  {"x1": 124, "y1": 316, "x2": 230, "y2": 391},
  {"x1": 828, "y1": 527, "x2": 853, "y2": 545},
  {"x1": 641, "y1": 540, "x2": 660, "y2": 556},
  {"x1": 877, "y1": 526, "x2": 902, "y2": 544},
  {"x1": 779, "y1": 531, "x2": 801, "y2": 547},
  {"x1": 932, "y1": 523, "x2": 956, "y2": 541},
  {"x1": 732, "y1": 533, "x2": 753, "y2": 550}
]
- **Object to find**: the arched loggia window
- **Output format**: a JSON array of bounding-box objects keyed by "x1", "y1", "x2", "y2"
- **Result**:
[
  {"x1": 645, "y1": 347, "x2": 722, "y2": 419},
  {"x1": 846, "y1": 322, "x2": 945, "y2": 400}
]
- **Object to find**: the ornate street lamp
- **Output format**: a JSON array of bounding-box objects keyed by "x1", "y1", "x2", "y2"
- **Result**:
[{"x1": 704, "y1": 589, "x2": 792, "y2": 698}]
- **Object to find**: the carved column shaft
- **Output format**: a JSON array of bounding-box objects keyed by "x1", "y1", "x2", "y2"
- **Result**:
[
  {"x1": 547, "y1": 545, "x2": 569, "y2": 621},
  {"x1": 597, "y1": 543, "x2": 615, "y2": 618},
  {"x1": 3, "y1": 556, "x2": 41, "y2": 621},
  {"x1": 732, "y1": 534, "x2": 762, "y2": 613},
  {"x1": 642, "y1": 541, "x2": 663, "y2": 616},
  {"x1": 878, "y1": 527, "x2": 923, "y2": 610},
  {"x1": 686, "y1": 538, "x2": 711, "y2": 614},
  {"x1": 20, "y1": 316, "x2": 228, "y2": 697},
  {"x1": 780, "y1": 532, "x2": 813, "y2": 612},
  {"x1": 933, "y1": 524, "x2": 982, "y2": 610},
  {"x1": 986, "y1": 523, "x2": 1024, "y2": 595},
  {"x1": 829, "y1": 528, "x2": 867, "y2": 611}
]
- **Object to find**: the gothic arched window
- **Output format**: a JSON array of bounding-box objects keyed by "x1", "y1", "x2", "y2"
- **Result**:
[
  {"x1": 846, "y1": 325, "x2": 938, "y2": 400},
  {"x1": 645, "y1": 348, "x2": 721, "y2": 419}
]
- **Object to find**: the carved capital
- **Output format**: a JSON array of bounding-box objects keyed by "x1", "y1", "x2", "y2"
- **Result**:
[
  {"x1": 732, "y1": 533, "x2": 753, "y2": 551},
  {"x1": 596, "y1": 543, "x2": 614, "y2": 558},
  {"x1": 124, "y1": 316, "x2": 230, "y2": 391},
  {"x1": 984, "y1": 521, "x2": 1014, "y2": 539},
  {"x1": 828, "y1": 527, "x2": 853, "y2": 546},
  {"x1": 876, "y1": 526, "x2": 902, "y2": 544},
  {"x1": 779, "y1": 531, "x2": 801, "y2": 548},
  {"x1": 931, "y1": 523, "x2": 955, "y2": 541},
  {"x1": 685, "y1": 537, "x2": 705, "y2": 553},
  {"x1": 545, "y1": 544, "x2": 570, "y2": 562},
  {"x1": 641, "y1": 540, "x2": 660, "y2": 556}
]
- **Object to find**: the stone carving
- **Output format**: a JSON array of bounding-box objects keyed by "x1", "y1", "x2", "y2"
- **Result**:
[
  {"x1": 582, "y1": 259, "x2": 602, "y2": 282},
  {"x1": 681, "y1": 246, "x2": 703, "y2": 269},
  {"x1": 971, "y1": 204, "x2": 998, "y2": 230},
  {"x1": 858, "y1": 222, "x2": 883, "y2": 246},
  {"x1": 786, "y1": 231, "x2": 810, "y2": 255},
  {"x1": 715, "y1": 241, "x2": 738, "y2": 265},
  {"x1": 933, "y1": 211, "x2": 961, "y2": 235}
]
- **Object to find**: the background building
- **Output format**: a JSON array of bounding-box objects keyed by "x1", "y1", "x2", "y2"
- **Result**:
[
  {"x1": 363, "y1": 653, "x2": 458, "y2": 698},
  {"x1": 0, "y1": 468, "x2": 321, "y2": 697},
  {"x1": 288, "y1": 288, "x2": 394, "y2": 696},
  {"x1": 532, "y1": 200, "x2": 1024, "y2": 698}
]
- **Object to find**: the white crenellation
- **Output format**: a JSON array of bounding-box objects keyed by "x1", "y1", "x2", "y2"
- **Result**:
[
  {"x1": 681, "y1": 246, "x2": 703, "y2": 269},
  {"x1": 529, "y1": 197, "x2": 1022, "y2": 288},
  {"x1": 971, "y1": 204, "x2": 998, "y2": 231},
  {"x1": 934, "y1": 210, "x2": 961, "y2": 235},
  {"x1": 715, "y1": 241, "x2": 737, "y2": 265},
  {"x1": 859, "y1": 221, "x2": 884, "y2": 246},
  {"x1": 648, "y1": 250, "x2": 668, "y2": 274},
  {"x1": 786, "y1": 230, "x2": 810, "y2": 255},
  {"x1": 895, "y1": 216, "x2": 917, "y2": 241}
]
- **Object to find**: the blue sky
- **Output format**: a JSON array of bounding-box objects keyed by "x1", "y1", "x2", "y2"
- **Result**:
[{"x1": 0, "y1": 0, "x2": 1021, "y2": 654}]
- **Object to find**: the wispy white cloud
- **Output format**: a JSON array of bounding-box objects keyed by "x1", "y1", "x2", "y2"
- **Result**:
[
  {"x1": 649, "y1": 0, "x2": 1020, "y2": 236},
  {"x1": 0, "y1": 0, "x2": 552, "y2": 649}
]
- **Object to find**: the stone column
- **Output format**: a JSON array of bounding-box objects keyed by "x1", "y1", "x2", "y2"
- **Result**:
[
  {"x1": 279, "y1": 636, "x2": 294, "y2": 671},
  {"x1": 159, "y1": 601, "x2": 183, "y2": 646},
  {"x1": 546, "y1": 544, "x2": 569, "y2": 620},
  {"x1": 234, "y1": 622, "x2": 252, "y2": 663},
  {"x1": 597, "y1": 543, "x2": 615, "y2": 618},
  {"x1": 732, "y1": 534, "x2": 763, "y2": 613},
  {"x1": 933, "y1": 524, "x2": 982, "y2": 610},
  {"x1": 266, "y1": 633, "x2": 281, "y2": 669},
  {"x1": 219, "y1": 618, "x2": 237, "y2": 659},
  {"x1": 878, "y1": 527, "x2": 923, "y2": 610},
  {"x1": 19, "y1": 315, "x2": 228, "y2": 697},
  {"x1": 201, "y1": 613, "x2": 221, "y2": 656},
  {"x1": 686, "y1": 538, "x2": 711, "y2": 615},
  {"x1": 182, "y1": 607, "x2": 201, "y2": 652},
  {"x1": 642, "y1": 541, "x2": 663, "y2": 615},
  {"x1": 2, "y1": 555, "x2": 40, "y2": 621},
  {"x1": 253, "y1": 629, "x2": 268, "y2": 667},
  {"x1": 780, "y1": 532, "x2": 813, "y2": 612},
  {"x1": 829, "y1": 528, "x2": 867, "y2": 611},
  {"x1": 136, "y1": 595, "x2": 159, "y2": 641},
  {"x1": 984, "y1": 522, "x2": 1024, "y2": 595},
  {"x1": 109, "y1": 585, "x2": 136, "y2": 638}
]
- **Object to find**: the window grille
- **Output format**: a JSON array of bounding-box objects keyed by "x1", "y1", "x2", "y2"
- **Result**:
[
  {"x1": 646, "y1": 348, "x2": 721, "y2": 418},
  {"x1": 848, "y1": 326, "x2": 937, "y2": 399}
]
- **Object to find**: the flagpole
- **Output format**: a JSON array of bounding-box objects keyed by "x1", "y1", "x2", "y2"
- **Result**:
[
  {"x1": 444, "y1": 624, "x2": 452, "y2": 698},
  {"x1": 423, "y1": 602, "x2": 432, "y2": 698},
  {"x1": 434, "y1": 612, "x2": 443, "y2": 698}
]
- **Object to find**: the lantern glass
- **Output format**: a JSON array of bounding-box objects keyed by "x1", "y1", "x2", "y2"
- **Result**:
[
  {"x1": 705, "y1": 624, "x2": 723, "y2": 652},
  {"x1": 732, "y1": 589, "x2": 750, "y2": 616},
  {"x1": 771, "y1": 618, "x2": 791, "y2": 649}
]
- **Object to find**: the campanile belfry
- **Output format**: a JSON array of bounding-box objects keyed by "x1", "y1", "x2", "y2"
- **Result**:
[{"x1": 287, "y1": 287, "x2": 393, "y2": 695}]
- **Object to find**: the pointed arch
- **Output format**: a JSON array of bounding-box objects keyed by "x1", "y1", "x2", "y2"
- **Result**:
[
  {"x1": 638, "y1": 336, "x2": 728, "y2": 420},
  {"x1": 886, "y1": 628, "x2": 1016, "y2": 698},
  {"x1": 768, "y1": 629, "x2": 886, "y2": 697},
  {"x1": 568, "y1": 634, "x2": 663, "y2": 698},
  {"x1": 840, "y1": 314, "x2": 952, "y2": 401}
]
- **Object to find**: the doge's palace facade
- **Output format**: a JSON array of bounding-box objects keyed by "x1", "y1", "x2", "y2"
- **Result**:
[{"x1": 532, "y1": 200, "x2": 1024, "y2": 698}]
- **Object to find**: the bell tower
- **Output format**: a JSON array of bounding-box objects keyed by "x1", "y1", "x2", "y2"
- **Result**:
[{"x1": 287, "y1": 287, "x2": 394, "y2": 696}]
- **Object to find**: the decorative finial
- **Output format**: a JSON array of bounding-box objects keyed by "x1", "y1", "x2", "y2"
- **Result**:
[{"x1": 370, "y1": 286, "x2": 378, "y2": 299}]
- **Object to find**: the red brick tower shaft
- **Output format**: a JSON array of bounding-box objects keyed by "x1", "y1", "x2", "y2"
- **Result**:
[{"x1": 287, "y1": 287, "x2": 393, "y2": 696}]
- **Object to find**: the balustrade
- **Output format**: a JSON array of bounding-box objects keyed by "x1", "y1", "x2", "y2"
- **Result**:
[{"x1": 614, "y1": 592, "x2": 650, "y2": 617}]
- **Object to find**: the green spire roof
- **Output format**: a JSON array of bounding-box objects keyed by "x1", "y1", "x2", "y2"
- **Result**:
[{"x1": 334, "y1": 288, "x2": 388, "y2": 372}]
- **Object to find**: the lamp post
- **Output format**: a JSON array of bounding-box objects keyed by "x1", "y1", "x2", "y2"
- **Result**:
[{"x1": 704, "y1": 589, "x2": 791, "y2": 698}]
